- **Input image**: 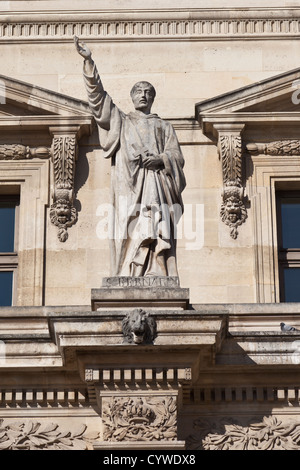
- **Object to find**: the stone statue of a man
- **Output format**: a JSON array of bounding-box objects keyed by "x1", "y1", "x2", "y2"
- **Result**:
[{"x1": 75, "y1": 37, "x2": 186, "y2": 278}]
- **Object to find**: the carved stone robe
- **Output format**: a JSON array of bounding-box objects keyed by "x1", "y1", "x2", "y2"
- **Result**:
[{"x1": 83, "y1": 61, "x2": 186, "y2": 277}]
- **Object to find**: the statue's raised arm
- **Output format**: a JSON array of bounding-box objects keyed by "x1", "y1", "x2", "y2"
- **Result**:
[
  {"x1": 74, "y1": 36, "x2": 92, "y2": 60},
  {"x1": 74, "y1": 36, "x2": 94, "y2": 75},
  {"x1": 74, "y1": 36, "x2": 107, "y2": 127}
]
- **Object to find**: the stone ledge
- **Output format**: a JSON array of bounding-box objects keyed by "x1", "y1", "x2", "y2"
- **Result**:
[
  {"x1": 91, "y1": 285, "x2": 190, "y2": 310},
  {"x1": 93, "y1": 440, "x2": 186, "y2": 450}
]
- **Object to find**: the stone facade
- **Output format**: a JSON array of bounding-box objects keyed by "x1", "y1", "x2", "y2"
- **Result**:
[{"x1": 1, "y1": 0, "x2": 300, "y2": 452}]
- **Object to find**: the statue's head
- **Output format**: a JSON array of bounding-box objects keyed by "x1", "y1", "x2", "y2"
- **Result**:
[{"x1": 130, "y1": 81, "x2": 156, "y2": 114}]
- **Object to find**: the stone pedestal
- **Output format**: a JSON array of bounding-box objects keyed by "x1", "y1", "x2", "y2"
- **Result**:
[
  {"x1": 87, "y1": 276, "x2": 192, "y2": 449},
  {"x1": 91, "y1": 276, "x2": 190, "y2": 310}
]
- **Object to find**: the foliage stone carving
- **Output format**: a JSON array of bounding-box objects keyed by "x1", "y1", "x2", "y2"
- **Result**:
[
  {"x1": 50, "y1": 135, "x2": 78, "y2": 242},
  {"x1": 186, "y1": 416, "x2": 300, "y2": 450},
  {"x1": 0, "y1": 420, "x2": 99, "y2": 450},
  {"x1": 0, "y1": 144, "x2": 50, "y2": 160},
  {"x1": 247, "y1": 140, "x2": 300, "y2": 156},
  {"x1": 218, "y1": 133, "x2": 247, "y2": 239},
  {"x1": 102, "y1": 396, "x2": 177, "y2": 442}
]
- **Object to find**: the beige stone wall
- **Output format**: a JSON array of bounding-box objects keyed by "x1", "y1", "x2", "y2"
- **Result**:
[{"x1": 1, "y1": 3, "x2": 300, "y2": 305}]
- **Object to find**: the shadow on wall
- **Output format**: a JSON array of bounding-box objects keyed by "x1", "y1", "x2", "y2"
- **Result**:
[
  {"x1": 74, "y1": 129, "x2": 101, "y2": 217},
  {"x1": 73, "y1": 146, "x2": 94, "y2": 215}
]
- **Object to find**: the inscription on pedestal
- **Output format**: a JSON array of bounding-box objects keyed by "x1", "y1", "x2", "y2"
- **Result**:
[{"x1": 102, "y1": 276, "x2": 180, "y2": 288}]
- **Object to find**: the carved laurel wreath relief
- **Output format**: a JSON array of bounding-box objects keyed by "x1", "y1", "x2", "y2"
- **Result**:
[
  {"x1": 0, "y1": 144, "x2": 50, "y2": 160},
  {"x1": 0, "y1": 420, "x2": 99, "y2": 450},
  {"x1": 186, "y1": 416, "x2": 300, "y2": 451},
  {"x1": 247, "y1": 140, "x2": 300, "y2": 156},
  {"x1": 102, "y1": 396, "x2": 177, "y2": 442}
]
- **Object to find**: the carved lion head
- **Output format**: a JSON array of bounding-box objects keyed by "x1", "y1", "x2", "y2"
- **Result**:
[{"x1": 122, "y1": 309, "x2": 157, "y2": 345}]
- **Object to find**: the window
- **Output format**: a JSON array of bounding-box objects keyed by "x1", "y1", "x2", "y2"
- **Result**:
[
  {"x1": 276, "y1": 191, "x2": 300, "y2": 302},
  {"x1": 0, "y1": 196, "x2": 19, "y2": 306}
]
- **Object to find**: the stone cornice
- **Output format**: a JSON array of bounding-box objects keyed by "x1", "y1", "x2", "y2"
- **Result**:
[
  {"x1": 0, "y1": 116, "x2": 93, "y2": 136},
  {"x1": 3, "y1": 7, "x2": 300, "y2": 20},
  {"x1": 2, "y1": 303, "x2": 300, "y2": 384},
  {"x1": 1, "y1": 8, "x2": 300, "y2": 43},
  {"x1": 198, "y1": 113, "x2": 300, "y2": 139}
]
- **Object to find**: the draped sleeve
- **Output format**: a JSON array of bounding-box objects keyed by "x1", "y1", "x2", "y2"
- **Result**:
[
  {"x1": 159, "y1": 122, "x2": 186, "y2": 209},
  {"x1": 83, "y1": 59, "x2": 122, "y2": 159}
]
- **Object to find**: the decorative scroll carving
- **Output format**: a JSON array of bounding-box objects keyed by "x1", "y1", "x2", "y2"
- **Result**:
[
  {"x1": 102, "y1": 396, "x2": 177, "y2": 442},
  {"x1": 122, "y1": 309, "x2": 158, "y2": 345},
  {"x1": 50, "y1": 135, "x2": 77, "y2": 242},
  {"x1": 186, "y1": 416, "x2": 300, "y2": 451},
  {"x1": 247, "y1": 140, "x2": 300, "y2": 156},
  {"x1": 0, "y1": 420, "x2": 99, "y2": 450},
  {"x1": 0, "y1": 144, "x2": 50, "y2": 160},
  {"x1": 217, "y1": 128, "x2": 247, "y2": 239}
]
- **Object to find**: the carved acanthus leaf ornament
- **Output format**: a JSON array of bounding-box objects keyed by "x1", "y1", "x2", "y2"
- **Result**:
[
  {"x1": 218, "y1": 131, "x2": 247, "y2": 239},
  {"x1": 50, "y1": 135, "x2": 78, "y2": 242}
]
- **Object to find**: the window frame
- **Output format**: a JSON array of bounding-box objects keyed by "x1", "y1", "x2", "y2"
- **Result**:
[
  {"x1": 276, "y1": 190, "x2": 300, "y2": 302},
  {"x1": 247, "y1": 151, "x2": 300, "y2": 303},
  {"x1": 0, "y1": 194, "x2": 20, "y2": 306}
]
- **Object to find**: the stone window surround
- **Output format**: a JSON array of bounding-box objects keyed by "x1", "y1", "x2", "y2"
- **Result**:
[
  {"x1": 247, "y1": 155, "x2": 300, "y2": 303},
  {"x1": 200, "y1": 120, "x2": 300, "y2": 304},
  {"x1": 0, "y1": 160, "x2": 50, "y2": 306}
]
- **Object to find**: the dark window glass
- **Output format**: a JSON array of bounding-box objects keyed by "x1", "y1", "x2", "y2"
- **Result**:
[
  {"x1": 0, "y1": 271, "x2": 13, "y2": 306},
  {"x1": 0, "y1": 202, "x2": 16, "y2": 252},
  {"x1": 281, "y1": 200, "x2": 300, "y2": 249},
  {"x1": 277, "y1": 192, "x2": 300, "y2": 302},
  {"x1": 283, "y1": 268, "x2": 300, "y2": 302}
]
